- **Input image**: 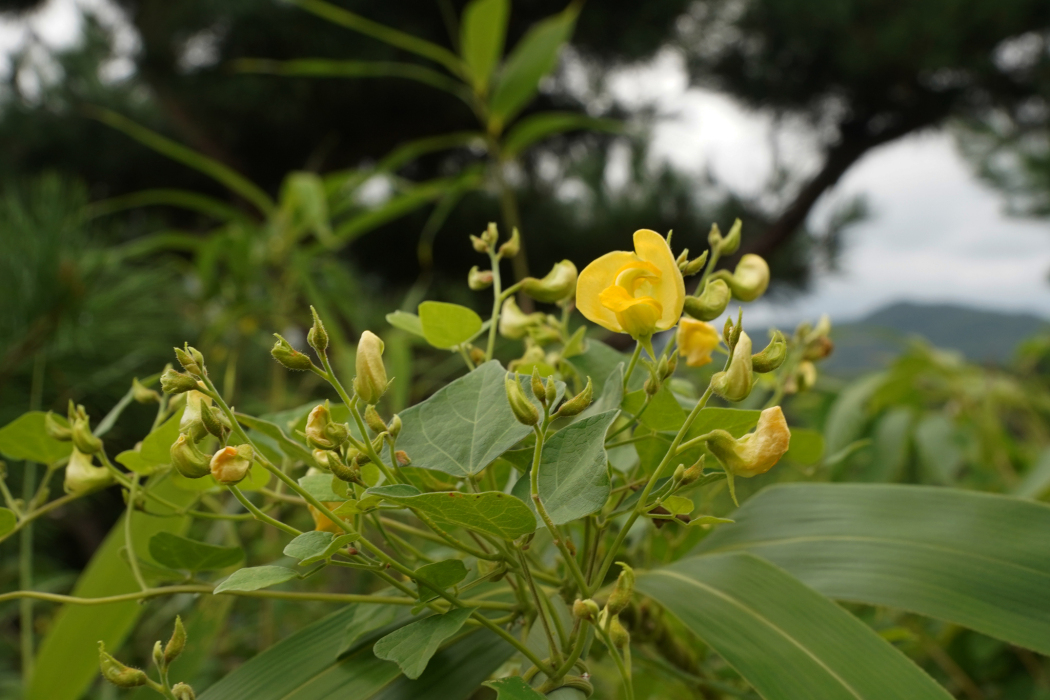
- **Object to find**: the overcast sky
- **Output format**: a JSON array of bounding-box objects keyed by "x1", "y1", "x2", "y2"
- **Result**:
[{"x1": 5, "y1": 0, "x2": 1050, "y2": 326}]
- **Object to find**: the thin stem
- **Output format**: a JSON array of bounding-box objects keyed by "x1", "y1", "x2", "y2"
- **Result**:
[
  {"x1": 456, "y1": 344, "x2": 476, "y2": 371},
  {"x1": 518, "y1": 548, "x2": 562, "y2": 666},
  {"x1": 485, "y1": 248, "x2": 503, "y2": 361},
  {"x1": 125, "y1": 475, "x2": 150, "y2": 592},
  {"x1": 623, "y1": 342, "x2": 643, "y2": 390},
  {"x1": 230, "y1": 485, "x2": 301, "y2": 536},
  {"x1": 596, "y1": 626, "x2": 635, "y2": 700},
  {"x1": 19, "y1": 461, "x2": 35, "y2": 683}
]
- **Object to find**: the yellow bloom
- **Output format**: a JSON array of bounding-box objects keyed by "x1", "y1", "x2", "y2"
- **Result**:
[
  {"x1": 677, "y1": 318, "x2": 721, "y2": 367},
  {"x1": 576, "y1": 230, "x2": 685, "y2": 343},
  {"x1": 706, "y1": 406, "x2": 791, "y2": 478}
]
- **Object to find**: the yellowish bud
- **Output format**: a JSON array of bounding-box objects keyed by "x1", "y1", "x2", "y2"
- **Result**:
[
  {"x1": 482, "y1": 222, "x2": 500, "y2": 247},
  {"x1": 271, "y1": 334, "x2": 315, "y2": 371},
  {"x1": 470, "y1": 235, "x2": 489, "y2": 253},
  {"x1": 99, "y1": 642, "x2": 148, "y2": 688},
  {"x1": 179, "y1": 390, "x2": 210, "y2": 443},
  {"x1": 310, "y1": 502, "x2": 353, "y2": 533},
  {"x1": 521, "y1": 260, "x2": 578, "y2": 303},
  {"x1": 497, "y1": 228, "x2": 520, "y2": 258},
  {"x1": 706, "y1": 406, "x2": 790, "y2": 478},
  {"x1": 796, "y1": 361, "x2": 818, "y2": 391},
  {"x1": 505, "y1": 374, "x2": 539, "y2": 426},
  {"x1": 306, "y1": 404, "x2": 336, "y2": 450},
  {"x1": 71, "y1": 417, "x2": 102, "y2": 455},
  {"x1": 308, "y1": 306, "x2": 329, "y2": 353},
  {"x1": 555, "y1": 377, "x2": 593, "y2": 418},
  {"x1": 64, "y1": 447, "x2": 112, "y2": 495},
  {"x1": 354, "y1": 331, "x2": 388, "y2": 405},
  {"x1": 608, "y1": 616, "x2": 630, "y2": 649},
  {"x1": 683, "y1": 278, "x2": 731, "y2": 322},
  {"x1": 160, "y1": 368, "x2": 199, "y2": 395},
  {"x1": 174, "y1": 344, "x2": 205, "y2": 376},
  {"x1": 131, "y1": 378, "x2": 160, "y2": 404},
  {"x1": 752, "y1": 330, "x2": 787, "y2": 373},
  {"x1": 389, "y1": 414, "x2": 402, "y2": 439},
  {"x1": 210, "y1": 444, "x2": 253, "y2": 485},
  {"x1": 711, "y1": 331, "x2": 754, "y2": 402},
  {"x1": 171, "y1": 434, "x2": 211, "y2": 479},
  {"x1": 498, "y1": 297, "x2": 546, "y2": 339},
  {"x1": 573, "y1": 598, "x2": 600, "y2": 622},
  {"x1": 605, "y1": 562, "x2": 635, "y2": 615},
  {"x1": 44, "y1": 411, "x2": 72, "y2": 441},
  {"x1": 164, "y1": 616, "x2": 187, "y2": 665},
  {"x1": 712, "y1": 254, "x2": 770, "y2": 302},
  {"x1": 468, "y1": 266, "x2": 494, "y2": 290},
  {"x1": 172, "y1": 683, "x2": 197, "y2": 700},
  {"x1": 364, "y1": 405, "x2": 387, "y2": 434}
]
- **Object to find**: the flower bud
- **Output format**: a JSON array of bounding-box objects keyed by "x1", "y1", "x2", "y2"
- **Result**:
[
  {"x1": 329, "y1": 452, "x2": 363, "y2": 485},
  {"x1": 521, "y1": 260, "x2": 578, "y2": 303},
  {"x1": 530, "y1": 368, "x2": 546, "y2": 405},
  {"x1": 752, "y1": 330, "x2": 787, "y2": 373},
  {"x1": 308, "y1": 306, "x2": 329, "y2": 353},
  {"x1": 573, "y1": 598, "x2": 600, "y2": 623},
  {"x1": 680, "y1": 456, "x2": 705, "y2": 486},
  {"x1": 482, "y1": 221, "x2": 500, "y2": 246},
  {"x1": 469, "y1": 346, "x2": 486, "y2": 365},
  {"x1": 354, "y1": 331, "x2": 388, "y2": 405},
  {"x1": 468, "y1": 266, "x2": 494, "y2": 290},
  {"x1": 389, "y1": 414, "x2": 402, "y2": 439},
  {"x1": 172, "y1": 683, "x2": 197, "y2": 700},
  {"x1": 395, "y1": 450, "x2": 410, "y2": 466},
  {"x1": 708, "y1": 222, "x2": 723, "y2": 250},
  {"x1": 210, "y1": 445, "x2": 253, "y2": 485},
  {"x1": 44, "y1": 411, "x2": 72, "y2": 441},
  {"x1": 180, "y1": 391, "x2": 210, "y2": 443},
  {"x1": 99, "y1": 642, "x2": 148, "y2": 688},
  {"x1": 712, "y1": 254, "x2": 770, "y2": 302},
  {"x1": 470, "y1": 235, "x2": 489, "y2": 253},
  {"x1": 795, "y1": 361, "x2": 817, "y2": 391},
  {"x1": 497, "y1": 228, "x2": 520, "y2": 258},
  {"x1": 673, "y1": 464, "x2": 686, "y2": 483},
  {"x1": 175, "y1": 345, "x2": 205, "y2": 377},
  {"x1": 364, "y1": 405, "x2": 387, "y2": 434},
  {"x1": 132, "y1": 378, "x2": 160, "y2": 404},
  {"x1": 199, "y1": 401, "x2": 228, "y2": 440},
  {"x1": 683, "y1": 279, "x2": 730, "y2": 322},
  {"x1": 609, "y1": 616, "x2": 630, "y2": 649},
  {"x1": 498, "y1": 297, "x2": 546, "y2": 339},
  {"x1": 271, "y1": 334, "x2": 315, "y2": 371},
  {"x1": 306, "y1": 405, "x2": 336, "y2": 450},
  {"x1": 171, "y1": 434, "x2": 211, "y2": 479},
  {"x1": 804, "y1": 335, "x2": 834, "y2": 361},
  {"x1": 505, "y1": 374, "x2": 539, "y2": 426},
  {"x1": 680, "y1": 250, "x2": 709, "y2": 277},
  {"x1": 152, "y1": 641, "x2": 164, "y2": 671},
  {"x1": 605, "y1": 562, "x2": 635, "y2": 615},
  {"x1": 675, "y1": 248, "x2": 689, "y2": 268},
  {"x1": 644, "y1": 374, "x2": 661, "y2": 397},
  {"x1": 164, "y1": 616, "x2": 186, "y2": 665},
  {"x1": 64, "y1": 447, "x2": 112, "y2": 495},
  {"x1": 160, "y1": 368, "x2": 199, "y2": 395},
  {"x1": 555, "y1": 378, "x2": 593, "y2": 418},
  {"x1": 720, "y1": 218, "x2": 742, "y2": 255},
  {"x1": 711, "y1": 331, "x2": 754, "y2": 402},
  {"x1": 706, "y1": 406, "x2": 790, "y2": 478},
  {"x1": 544, "y1": 377, "x2": 557, "y2": 405}
]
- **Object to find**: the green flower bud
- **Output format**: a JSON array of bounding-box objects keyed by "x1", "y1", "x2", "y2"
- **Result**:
[
  {"x1": 174, "y1": 345, "x2": 205, "y2": 377},
  {"x1": 470, "y1": 235, "x2": 489, "y2": 253},
  {"x1": 673, "y1": 464, "x2": 686, "y2": 483},
  {"x1": 468, "y1": 266, "x2": 494, "y2": 290},
  {"x1": 307, "y1": 306, "x2": 329, "y2": 353},
  {"x1": 605, "y1": 562, "x2": 635, "y2": 615},
  {"x1": 164, "y1": 616, "x2": 187, "y2": 665},
  {"x1": 364, "y1": 405, "x2": 387, "y2": 434},
  {"x1": 544, "y1": 377, "x2": 557, "y2": 405},
  {"x1": 530, "y1": 368, "x2": 546, "y2": 406},
  {"x1": 719, "y1": 218, "x2": 742, "y2": 255},
  {"x1": 172, "y1": 683, "x2": 197, "y2": 700},
  {"x1": 160, "y1": 368, "x2": 199, "y2": 395},
  {"x1": 683, "y1": 279, "x2": 731, "y2": 322},
  {"x1": 306, "y1": 404, "x2": 336, "y2": 450},
  {"x1": 712, "y1": 254, "x2": 770, "y2": 302},
  {"x1": 711, "y1": 331, "x2": 754, "y2": 402},
  {"x1": 497, "y1": 228, "x2": 520, "y2": 258},
  {"x1": 498, "y1": 297, "x2": 546, "y2": 339},
  {"x1": 608, "y1": 616, "x2": 630, "y2": 649},
  {"x1": 64, "y1": 447, "x2": 112, "y2": 495},
  {"x1": 171, "y1": 434, "x2": 211, "y2": 478},
  {"x1": 210, "y1": 444, "x2": 253, "y2": 485},
  {"x1": 179, "y1": 391, "x2": 210, "y2": 443},
  {"x1": 131, "y1": 378, "x2": 160, "y2": 404},
  {"x1": 482, "y1": 222, "x2": 499, "y2": 247},
  {"x1": 389, "y1": 414, "x2": 402, "y2": 439},
  {"x1": 199, "y1": 401, "x2": 228, "y2": 440},
  {"x1": 572, "y1": 598, "x2": 600, "y2": 623},
  {"x1": 271, "y1": 334, "x2": 315, "y2": 371},
  {"x1": 353, "y1": 331, "x2": 388, "y2": 405},
  {"x1": 803, "y1": 335, "x2": 834, "y2": 361},
  {"x1": 555, "y1": 377, "x2": 593, "y2": 418},
  {"x1": 152, "y1": 640, "x2": 164, "y2": 671},
  {"x1": 44, "y1": 411, "x2": 72, "y2": 441},
  {"x1": 680, "y1": 456, "x2": 705, "y2": 486},
  {"x1": 752, "y1": 330, "x2": 787, "y2": 373},
  {"x1": 521, "y1": 260, "x2": 578, "y2": 303},
  {"x1": 505, "y1": 374, "x2": 539, "y2": 426},
  {"x1": 99, "y1": 642, "x2": 148, "y2": 688},
  {"x1": 680, "y1": 249, "x2": 709, "y2": 277}
]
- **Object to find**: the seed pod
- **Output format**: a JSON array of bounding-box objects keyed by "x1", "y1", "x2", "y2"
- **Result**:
[
  {"x1": 354, "y1": 331, "x2": 388, "y2": 405},
  {"x1": 164, "y1": 616, "x2": 187, "y2": 664},
  {"x1": 210, "y1": 445, "x2": 253, "y2": 485},
  {"x1": 505, "y1": 374, "x2": 539, "y2": 426},
  {"x1": 605, "y1": 562, "x2": 635, "y2": 615},
  {"x1": 171, "y1": 435, "x2": 211, "y2": 479},
  {"x1": 44, "y1": 411, "x2": 72, "y2": 441},
  {"x1": 99, "y1": 643, "x2": 148, "y2": 688},
  {"x1": 271, "y1": 334, "x2": 315, "y2": 371},
  {"x1": 307, "y1": 306, "x2": 329, "y2": 353},
  {"x1": 160, "y1": 368, "x2": 199, "y2": 395}
]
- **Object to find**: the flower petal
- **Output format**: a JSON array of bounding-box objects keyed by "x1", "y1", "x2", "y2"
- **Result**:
[
  {"x1": 576, "y1": 250, "x2": 636, "y2": 332},
  {"x1": 632, "y1": 229, "x2": 685, "y2": 331}
]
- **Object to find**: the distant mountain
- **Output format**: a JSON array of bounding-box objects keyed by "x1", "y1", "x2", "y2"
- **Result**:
[{"x1": 823, "y1": 302, "x2": 1050, "y2": 373}]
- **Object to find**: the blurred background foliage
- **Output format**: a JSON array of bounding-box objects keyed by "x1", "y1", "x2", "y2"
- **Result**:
[{"x1": 1, "y1": 0, "x2": 1050, "y2": 698}]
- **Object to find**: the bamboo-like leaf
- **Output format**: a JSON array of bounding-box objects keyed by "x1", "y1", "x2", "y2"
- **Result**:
[
  {"x1": 696, "y1": 483, "x2": 1050, "y2": 654},
  {"x1": 637, "y1": 553, "x2": 953, "y2": 700},
  {"x1": 460, "y1": 0, "x2": 510, "y2": 92},
  {"x1": 501, "y1": 112, "x2": 620, "y2": 159},
  {"x1": 234, "y1": 58, "x2": 470, "y2": 101},
  {"x1": 85, "y1": 188, "x2": 254, "y2": 224},
  {"x1": 87, "y1": 107, "x2": 275, "y2": 216}
]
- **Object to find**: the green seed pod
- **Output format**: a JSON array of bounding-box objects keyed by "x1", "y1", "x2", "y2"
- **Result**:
[
  {"x1": 555, "y1": 377, "x2": 593, "y2": 418},
  {"x1": 307, "y1": 306, "x2": 329, "y2": 353},
  {"x1": 505, "y1": 374, "x2": 539, "y2": 426},
  {"x1": 605, "y1": 562, "x2": 635, "y2": 615},
  {"x1": 683, "y1": 278, "x2": 731, "y2": 322},
  {"x1": 752, "y1": 330, "x2": 787, "y2": 373},
  {"x1": 44, "y1": 411, "x2": 72, "y2": 441},
  {"x1": 271, "y1": 334, "x2": 315, "y2": 371},
  {"x1": 99, "y1": 642, "x2": 148, "y2": 688},
  {"x1": 160, "y1": 368, "x2": 199, "y2": 395},
  {"x1": 164, "y1": 616, "x2": 187, "y2": 665},
  {"x1": 171, "y1": 435, "x2": 211, "y2": 479}
]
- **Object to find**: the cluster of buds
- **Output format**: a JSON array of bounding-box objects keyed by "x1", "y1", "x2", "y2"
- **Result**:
[
  {"x1": 100, "y1": 617, "x2": 195, "y2": 698},
  {"x1": 710, "y1": 314, "x2": 787, "y2": 403},
  {"x1": 470, "y1": 222, "x2": 519, "y2": 259},
  {"x1": 643, "y1": 351, "x2": 678, "y2": 397},
  {"x1": 573, "y1": 563, "x2": 635, "y2": 649},
  {"x1": 680, "y1": 220, "x2": 771, "y2": 322},
  {"x1": 46, "y1": 402, "x2": 113, "y2": 495},
  {"x1": 505, "y1": 370, "x2": 594, "y2": 426},
  {"x1": 784, "y1": 315, "x2": 833, "y2": 395}
]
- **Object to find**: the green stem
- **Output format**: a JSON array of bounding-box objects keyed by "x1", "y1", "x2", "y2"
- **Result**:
[
  {"x1": 20, "y1": 461, "x2": 35, "y2": 684},
  {"x1": 125, "y1": 475, "x2": 150, "y2": 592},
  {"x1": 596, "y1": 626, "x2": 635, "y2": 700},
  {"x1": 230, "y1": 485, "x2": 301, "y2": 536},
  {"x1": 485, "y1": 248, "x2": 503, "y2": 361},
  {"x1": 623, "y1": 342, "x2": 643, "y2": 390},
  {"x1": 518, "y1": 548, "x2": 562, "y2": 666}
]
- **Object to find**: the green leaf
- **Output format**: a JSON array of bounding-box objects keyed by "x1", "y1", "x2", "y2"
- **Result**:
[
  {"x1": 338, "y1": 602, "x2": 402, "y2": 656},
  {"x1": 460, "y1": 0, "x2": 509, "y2": 92},
  {"x1": 0, "y1": 507, "x2": 15, "y2": 538},
  {"x1": 387, "y1": 310, "x2": 425, "y2": 337},
  {"x1": 637, "y1": 553, "x2": 953, "y2": 700},
  {"x1": 116, "y1": 410, "x2": 184, "y2": 473},
  {"x1": 148, "y1": 532, "x2": 242, "y2": 571},
  {"x1": 368, "y1": 485, "x2": 536, "y2": 540},
  {"x1": 783, "y1": 427, "x2": 824, "y2": 465},
  {"x1": 823, "y1": 372, "x2": 883, "y2": 457},
  {"x1": 489, "y1": 6, "x2": 578, "y2": 127},
  {"x1": 516, "y1": 410, "x2": 618, "y2": 525},
  {"x1": 576, "y1": 363, "x2": 624, "y2": 421},
  {"x1": 502, "y1": 112, "x2": 620, "y2": 159},
  {"x1": 28, "y1": 479, "x2": 194, "y2": 700},
  {"x1": 237, "y1": 412, "x2": 315, "y2": 466},
  {"x1": 234, "y1": 58, "x2": 469, "y2": 99},
  {"x1": 0, "y1": 411, "x2": 72, "y2": 464},
  {"x1": 662, "y1": 495, "x2": 694, "y2": 516},
  {"x1": 484, "y1": 676, "x2": 547, "y2": 699},
  {"x1": 415, "y1": 559, "x2": 468, "y2": 601},
  {"x1": 622, "y1": 386, "x2": 686, "y2": 431},
  {"x1": 1016, "y1": 447, "x2": 1050, "y2": 499},
  {"x1": 696, "y1": 483, "x2": 1050, "y2": 655},
  {"x1": 284, "y1": 531, "x2": 357, "y2": 565},
  {"x1": 214, "y1": 565, "x2": 298, "y2": 593},
  {"x1": 914, "y1": 413, "x2": 963, "y2": 483},
  {"x1": 298, "y1": 473, "x2": 348, "y2": 502},
  {"x1": 418, "y1": 301, "x2": 483, "y2": 349},
  {"x1": 397, "y1": 360, "x2": 541, "y2": 477},
  {"x1": 198, "y1": 604, "x2": 511, "y2": 700},
  {"x1": 373, "y1": 607, "x2": 476, "y2": 680}
]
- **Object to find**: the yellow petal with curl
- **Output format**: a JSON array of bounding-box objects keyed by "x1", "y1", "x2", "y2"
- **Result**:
[
  {"x1": 632, "y1": 229, "x2": 685, "y2": 331},
  {"x1": 576, "y1": 250, "x2": 636, "y2": 332}
]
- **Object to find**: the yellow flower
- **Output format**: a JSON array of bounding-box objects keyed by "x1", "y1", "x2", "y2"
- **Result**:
[
  {"x1": 576, "y1": 230, "x2": 685, "y2": 345},
  {"x1": 677, "y1": 318, "x2": 721, "y2": 367},
  {"x1": 706, "y1": 406, "x2": 791, "y2": 478}
]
